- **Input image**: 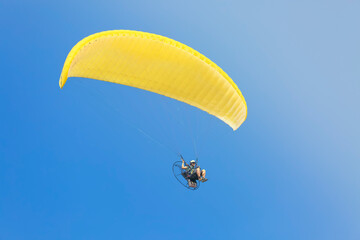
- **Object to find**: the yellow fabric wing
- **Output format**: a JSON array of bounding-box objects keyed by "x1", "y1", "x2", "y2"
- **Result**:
[{"x1": 59, "y1": 30, "x2": 247, "y2": 130}]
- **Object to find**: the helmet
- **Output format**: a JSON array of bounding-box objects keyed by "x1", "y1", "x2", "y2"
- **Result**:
[{"x1": 190, "y1": 160, "x2": 196, "y2": 163}]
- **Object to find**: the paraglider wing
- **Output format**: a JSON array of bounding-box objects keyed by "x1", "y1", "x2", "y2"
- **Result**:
[{"x1": 59, "y1": 30, "x2": 247, "y2": 130}]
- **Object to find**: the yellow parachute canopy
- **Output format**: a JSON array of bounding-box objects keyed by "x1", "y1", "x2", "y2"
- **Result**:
[{"x1": 59, "y1": 30, "x2": 247, "y2": 130}]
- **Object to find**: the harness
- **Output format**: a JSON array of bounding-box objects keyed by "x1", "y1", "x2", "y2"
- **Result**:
[{"x1": 186, "y1": 164, "x2": 198, "y2": 175}]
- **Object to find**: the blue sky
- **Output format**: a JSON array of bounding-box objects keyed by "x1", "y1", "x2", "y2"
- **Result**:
[{"x1": 1, "y1": 0, "x2": 359, "y2": 239}]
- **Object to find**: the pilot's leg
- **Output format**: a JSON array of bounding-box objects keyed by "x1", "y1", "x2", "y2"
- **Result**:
[
  {"x1": 201, "y1": 169, "x2": 206, "y2": 178},
  {"x1": 196, "y1": 167, "x2": 201, "y2": 179}
]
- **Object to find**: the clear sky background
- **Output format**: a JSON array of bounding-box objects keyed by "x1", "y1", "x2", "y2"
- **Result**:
[{"x1": 1, "y1": 0, "x2": 359, "y2": 239}]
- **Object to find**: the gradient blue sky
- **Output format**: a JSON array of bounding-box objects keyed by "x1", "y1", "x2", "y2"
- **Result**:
[{"x1": 1, "y1": 0, "x2": 359, "y2": 239}]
